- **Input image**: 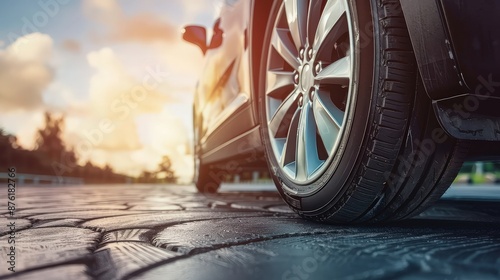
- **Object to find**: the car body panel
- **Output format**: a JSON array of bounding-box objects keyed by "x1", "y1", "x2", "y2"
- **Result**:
[
  {"x1": 401, "y1": 0, "x2": 500, "y2": 141},
  {"x1": 440, "y1": 0, "x2": 500, "y2": 94},
  {"x1": 401, "y1": 0, "x2": 500, "y2": 100},
  {"x1": 400, "y1": 0, "x2": 466, "y2": 100},
  {"x1": 194, "y1": 0, "x2": 259, "y2": 163}
]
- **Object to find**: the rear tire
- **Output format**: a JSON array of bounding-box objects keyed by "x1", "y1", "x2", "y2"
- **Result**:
[
  {"x1": 194, "y1": 158, "x2": 221, "y2": 194},
  {"x1": 258, "y1": 0, "x2": 466, "y2": 223}
]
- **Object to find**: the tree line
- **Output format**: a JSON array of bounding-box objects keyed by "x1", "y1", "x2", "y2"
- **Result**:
[{"x1": 0, "y1": 112, "x2": 176, "y2": 184}]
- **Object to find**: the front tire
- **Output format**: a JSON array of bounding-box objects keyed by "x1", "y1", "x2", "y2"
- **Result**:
[{"x1": 258, "y1": 0, "x2": 466, "y2": 223}]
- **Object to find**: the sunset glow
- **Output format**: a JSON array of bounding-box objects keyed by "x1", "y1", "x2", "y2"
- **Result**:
[{"x1": 0, "y1": 0, "x2": 222, "y2": 182}]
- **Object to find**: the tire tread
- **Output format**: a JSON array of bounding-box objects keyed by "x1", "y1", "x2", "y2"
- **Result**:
[{"x1": 299, "y1": 0, "x2": 466, "y2": 223}]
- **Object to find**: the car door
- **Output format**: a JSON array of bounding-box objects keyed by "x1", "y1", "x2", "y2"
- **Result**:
[{"x1": 194, "y1": 0, "x2": 251, "y2": 153}]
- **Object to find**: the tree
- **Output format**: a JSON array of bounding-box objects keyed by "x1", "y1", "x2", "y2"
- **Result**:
[
  {"x1": 0, "y1": 129, "x2": 16, "y2": 168},
  {"x1": 0, "y1": 129, "x2": 18, "y2": 150},
  {"x1": 34, "y1": 113, "x2": 77, "y2": 167},
  {"x1": 102, "y1": 164, "x2": 114, "y2": 181},
  {"x1": 0, "y1": 129, "x2": 19, "y2": 150},
  {"x1": 155, "y1": 156, "x2": 176, "y2": 183},
  {"x1": 35, "y1": 113, "x2": 64, "y2": 159},
  {"x1": 0, "y1": 112, "x2": 143, "y2": 184},
  {"x1": 0, "y1": 128, "x2": 44, "y2": 174},
  {"x1": 34, "y1": 112, "x2": 79, "y2": 177},
  {"x1": 139, "y1": 170, "x2": 154, "y2": 183}
]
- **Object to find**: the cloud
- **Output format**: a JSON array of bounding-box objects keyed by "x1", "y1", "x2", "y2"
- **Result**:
[
  {"x1": 83, "y1": 0, "x2": 121, "y2": 23},
  {"x1": 68, "y1": 47, "x2": 170, "y2": 154},
  {"x1": 0, "y1": 33, "x2": 54, "y2": 112},
  {"x1": 110, "y1": 13, "x2": 177, "y2": 43},
  {"x1": 0, "y1": 111, "x2": 45, "y2": 150},
  {"x1": 83, "y1": 0, "x2": 177, "y2": 43},
  {"x1": 86, "y1": 48, "x2": 169, "y2": 117},
  {"x1": 181, "y1": 1, "x2": 222, "y2": 21},
  {"x1": 62, "y1": 47, "x2": 194, "y2": 181},
  {"x1": 61, "y1": 39, "x2": 81, "y2": 53}
]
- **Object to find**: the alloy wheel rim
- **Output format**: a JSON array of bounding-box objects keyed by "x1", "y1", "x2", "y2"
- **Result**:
[{"x1": 265, "y1": 0, "x2": 354, "y2": 187}]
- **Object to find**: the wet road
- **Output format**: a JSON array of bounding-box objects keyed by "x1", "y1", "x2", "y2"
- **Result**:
[{"x1": 1, "y1": 184, "x2": 499, "y2": 280}]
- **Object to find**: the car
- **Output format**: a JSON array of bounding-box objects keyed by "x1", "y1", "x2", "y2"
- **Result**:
[{"x1": 182, "y1": 0, "x2": 500, "y2": 223}]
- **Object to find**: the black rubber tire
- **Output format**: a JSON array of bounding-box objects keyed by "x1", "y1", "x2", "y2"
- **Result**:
[
  {"x1": 258, "y1": 0, "x2": 467, "y2": 223},
  {"x1": 194, "y1": 159, "x2": 221, "y2": 194}
]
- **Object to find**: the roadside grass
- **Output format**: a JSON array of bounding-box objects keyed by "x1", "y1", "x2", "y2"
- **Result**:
[{"x1": 454, "y1": 173, "x2": 499, "y2": 185}]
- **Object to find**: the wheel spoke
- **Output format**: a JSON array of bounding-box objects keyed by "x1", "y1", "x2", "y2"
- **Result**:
[
  {"x1": 315, "y1": 56, "x2": 350, "y2": 86},
  {"x1": 271, "y1": 28, "x2": 301, "y2": 69},
  {"x1": 284, "y1": 0, "x2": 308, "y2": 50},
  {"x1": 313, "y1": 90, "x2": 343, "y2": 152},
  {"x1": 296, "y1": 103, "x2": 324, "y2": 180},
  {"x1": 313, "y1": 0, "x2": 347, "y2": 53},
  {"x1": 307, "y1": 0, "x2": 322, "y2": 46},
  {"x1": 281, "y1": 108, "x2": 301, "y2": 167},
  {"x1": 268, "y1": 90, "x2": 298, "y2": 137},
  {"x1": 266, "y1": 70, "x2": 296, "y2": 98}
]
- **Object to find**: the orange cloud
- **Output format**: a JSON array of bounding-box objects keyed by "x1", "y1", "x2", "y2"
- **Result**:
[
  {"x1": 83, "y1": 0, "x2": 177, "y2": 44},
  {"x1": 109, "y1": 13, "x2": 177, "y2": 43},
  {"x1": 61, "y1": 39, "x2": 81, "y2": 53}
]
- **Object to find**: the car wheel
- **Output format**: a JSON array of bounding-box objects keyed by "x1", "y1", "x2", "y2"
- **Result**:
[
  {"x1": 194, "y1": 157, "x2": 221, "y2": 194},
  {"x1": 258, "y1": 0, "x2": 467, "y2": 223}
]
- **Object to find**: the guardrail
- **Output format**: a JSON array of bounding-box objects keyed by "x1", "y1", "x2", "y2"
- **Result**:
[{"x1": 0, "y1": 173, "x2": 84, "y2": 185}]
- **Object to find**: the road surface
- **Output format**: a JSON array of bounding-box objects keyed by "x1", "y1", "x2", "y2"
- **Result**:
[{"x1": 1, "y1": 184, "x2": 499, "y2": 280}]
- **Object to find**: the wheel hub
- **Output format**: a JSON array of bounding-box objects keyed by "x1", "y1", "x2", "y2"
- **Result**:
[
  {"x1": 299, "y1": 64, "x2": 313, "y2": 92},
  {"x1": 298, "y1": 49, "x2": 316, "y2": 99}
]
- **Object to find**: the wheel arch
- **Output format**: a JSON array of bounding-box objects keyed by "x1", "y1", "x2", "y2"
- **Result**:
[{"x1": 249, "y1": 0, "x2": 276, "y2": 123}]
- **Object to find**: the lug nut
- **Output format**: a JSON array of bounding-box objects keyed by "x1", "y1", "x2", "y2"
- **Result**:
[
  {"x1": 293, "y1": 72, "x2": 300, "y2": 84},
  {"x1": 309, "y1": 88, "x2": 316, "y2": 100},
  {"x1": 299, "y1": 48, "x2": 305, "y2": 60},
  {"x1": 314, "y1": 62, "x2": 322, "y2": 75},
  {"x1": 298, "y1": 95, "x2": 304, "y2": 107},
  {"x1": 307, "y1": 48, "x2": 314, "y2": 60}
]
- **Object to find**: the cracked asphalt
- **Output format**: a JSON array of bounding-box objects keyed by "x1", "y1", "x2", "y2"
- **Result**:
[{"x1": 1, "y1": 184, "x2": 500, "y2": 280}]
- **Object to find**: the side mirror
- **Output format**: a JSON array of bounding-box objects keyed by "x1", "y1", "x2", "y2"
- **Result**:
[
  {"x1": 182, "y1": 25, "x2": 207, "y2": 55},
  {"x1": 208, "y1": 18, "x2": 223, "y2": 49}
]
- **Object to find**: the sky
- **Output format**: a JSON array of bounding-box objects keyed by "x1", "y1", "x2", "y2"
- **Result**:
[{"x1": 0, "y1": 0, "x2": 222, "y2": 183}]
